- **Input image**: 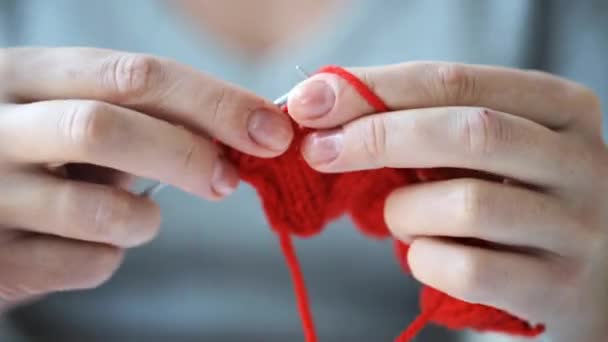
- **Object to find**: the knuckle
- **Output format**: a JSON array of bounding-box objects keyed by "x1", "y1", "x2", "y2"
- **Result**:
[
  {"x1": 360, "y1": 116, "x2": 388, "y2": 166},
  {"x1": 455, "y1": 107, "x2": 504, "y2": 156},
  {"x1": 81, "y1": 247, "x2": 124, "y2": 288},
  {"x1": 178, "y1": 132, "x2": 205, "y2": 175},
  {"x1": 209, "y1": 87, "x2": 229, "y2": 127},
  {"x1": 58, "y1": 101, "x2": 113, "y2": 153},
  {"x1": 202, "y1": 86, "x2": 252, "y2": 142},
  {"x1": 75, "y1": 186, "x2": 160, "y2": 247},
  {"x1": 434, "y1": 63, "x2": 479, "y2": 103},
  {"x1": 544, "y1": 257, "x2": 583, "y2": 298},
  {"x1": 452, "y1": 252, "x2": 490, "y2": 302},
  {"x1": 456, "y1": 180, "x2": 489, "y2": 229},
  {"x1": 172, "y1": 131, "x2": 215, "y2": 195},
  {"x1": 524, "y1": 71, "x2": 600, "y2": 127},
  {"x1": 197, "y1": 86, "x2": 246, "y2": 139},
  {"x1": 90, "y1": 188, "x2": 132, "y2": 242},
  {"x1": 99, "y1": 53, "x2": 160, "y2": 101}
]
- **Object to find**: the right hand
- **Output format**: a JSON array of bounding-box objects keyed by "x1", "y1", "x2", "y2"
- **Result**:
[{"x1": 0, "y1": 47, "x2": 293, "y2": 307}]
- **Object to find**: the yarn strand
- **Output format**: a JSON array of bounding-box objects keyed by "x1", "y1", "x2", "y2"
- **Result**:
[
  {"x1": 395, "y1": 293, "x2": 446, "y2": 342},
  {"x1": 317, "y1": 66, "x2": 438, "y2": 342},
  {"x1": 317, "y1": 65, "x2": 389, "y2": 112},
  {"x1": 277, "y1": 228, "x2": 318, "y2": 342},
  {"x1": 230, "y1": 65, "x2": 544, "y2": 342}
]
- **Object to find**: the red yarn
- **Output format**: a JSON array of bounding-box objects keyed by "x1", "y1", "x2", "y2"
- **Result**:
[
  {"x1": 224, "y1": 65, "x2": 545, "y2": 341},
  {"x1": 395, "y1": 287, "x2": 446, "y2": 342},
  {"x1": 394, "y1": 241, "x2": 545, "y2": 338},
  {"x1": 318, "y1": 65, "x2": 389, "y2": 112},
  {"x1": 277, "y1": 228, "x2": 317, "y2": 342}
]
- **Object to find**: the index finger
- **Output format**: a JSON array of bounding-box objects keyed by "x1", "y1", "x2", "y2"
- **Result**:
[
  {"x1": 2, "y1": 47, "x2": 293, "y2": 157},
  {"x1": 287, "y1": 62, "x2": 598, "y2": 129},
  {"x1": 0, "y1": 101, "x2": 239, "y2": 199}
]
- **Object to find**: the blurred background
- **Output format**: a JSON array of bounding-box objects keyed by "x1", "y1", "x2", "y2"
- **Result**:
[{"x1": 0, "y1": 0, "x2": 606, "y2": 341}]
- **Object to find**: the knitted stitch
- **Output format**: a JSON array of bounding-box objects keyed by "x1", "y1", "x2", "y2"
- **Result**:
[{"x1": 225, "y1": 65, "x2": 545, "y2": 341}]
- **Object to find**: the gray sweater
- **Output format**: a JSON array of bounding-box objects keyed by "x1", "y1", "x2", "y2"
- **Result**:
[{"x1": 1, "y1": 1, "x2": 606, "y2": 341}]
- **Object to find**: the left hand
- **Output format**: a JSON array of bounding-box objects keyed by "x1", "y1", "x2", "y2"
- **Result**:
[{"x1": 287, "y1": 62, "x2": 607, "y2": 342}]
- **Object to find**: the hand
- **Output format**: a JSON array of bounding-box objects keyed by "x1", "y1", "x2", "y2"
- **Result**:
[
  {"x1": 287, "y1": 62, "x2": 607, "y2": 341},
  {"x1": 0, "y1": 47, "x2": 293, "y2": 306}
]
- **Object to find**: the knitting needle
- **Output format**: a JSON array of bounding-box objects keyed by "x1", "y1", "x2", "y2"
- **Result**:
[
  {"x1": 139, "y1": 182, "x2": 168, "y2": 198},
  {"x1": 295, "y1": 65, "x2": 312, "y2": 79},
  {"x1": 140, "y1": 66, "x2": 311, "y2": 198},
  {"x1": 273, "y1": 65, "x2": 311, "y2": 107}
]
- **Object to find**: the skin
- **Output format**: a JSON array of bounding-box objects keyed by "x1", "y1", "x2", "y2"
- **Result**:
[
  {"x1": 0, "y1": 47, "x2": 293, "y2": 304},
  {"x1": 287, "y1": 62, "x2": 607, "y2": 341},
  {"x1": 0, "y1": 0, "x2": 337, "y2": 313},
  {"x1": 175, "y1": 0, "x2": 345, "y2": 58},
  {"x1": 1, "y1": 2, "x2": 606, "y2": 341}
]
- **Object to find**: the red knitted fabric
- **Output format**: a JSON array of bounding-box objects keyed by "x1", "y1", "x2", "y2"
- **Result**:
[{"x1": 224, "y1": 65, "x2": 545, "y2": 341}]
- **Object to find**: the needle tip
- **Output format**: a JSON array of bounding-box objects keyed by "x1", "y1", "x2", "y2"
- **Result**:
[{"x1": 295, "y1": 65, "x2": 311, "y2": 79}]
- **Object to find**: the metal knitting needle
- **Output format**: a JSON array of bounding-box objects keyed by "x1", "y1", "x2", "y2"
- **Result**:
[
  {"x1": 140, "y1": 65, "x2": 311, "y2": 198},
  {"x1": 273, "y1": 65, "x2": 311, "y2": 107},
  {"x1": 139, "y1": 182, "x2": 168, "y2": 198},
  {"x1": 295, "y1": 65, "x2": 311, "y2": 79}
]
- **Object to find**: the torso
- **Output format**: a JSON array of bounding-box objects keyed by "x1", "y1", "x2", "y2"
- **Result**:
[{"x1": 173, "y1": 0, "x2": 345, "y2": 58}]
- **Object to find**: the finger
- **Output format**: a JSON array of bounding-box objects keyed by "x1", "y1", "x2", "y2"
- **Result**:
[
  {"x1": 3, "y1": 47, "x2": 292, "y2": 156},
  {"x1": 0, "y1": 171, "x2": 161, "y2": 248},
  {"x1": 0, "y1": 234, "x2": 124, "y2": 300},
  {"x1": 0, "y1": 101, "x2": 239, "y2": 198},
  {"x1": 408, "y1": 237, "x2": 561, "y2": 322},
  {"x1": 302, "y1": 106, "x2": 578, "y2": 188},
  {"x1": 288, "y1": 62, "x2": 596, "y2": 129},
  {"x1": 385, "y1": 178, "x2": 586, "y2": 255}
]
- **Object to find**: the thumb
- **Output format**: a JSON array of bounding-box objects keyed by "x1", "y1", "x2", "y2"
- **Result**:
[{"x1": 287, "y1": 66, "x2": 385, "y2": 128}]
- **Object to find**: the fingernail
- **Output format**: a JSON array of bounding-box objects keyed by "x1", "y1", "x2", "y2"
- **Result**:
[
  {"x1": 210, "y1": 158, "x2": 239, "y2": 197},
  {"x1": 290, "y1": 80, "x2": 335, "y2": 119},
  {"x1": 248, "y1": 109, "x2": 293, "y2": 152},
  {"x1": 302, "y1": 129, "x2": 343, "y2": 166}
]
